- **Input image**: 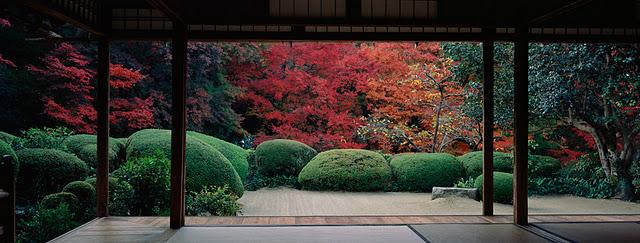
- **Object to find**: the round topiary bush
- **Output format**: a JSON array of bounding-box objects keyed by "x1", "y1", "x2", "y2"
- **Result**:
[
  {"x1": 474, "y1": 172, "x2": 513, "y2": 204},
  {"x1": 63, "y1": 134, "x2": 124, "y2": 155},
  {"x1": 76, "y1": 144, "x2": 120, "y2": 172},
  {"x1": 126, "y1": 129, "x2": 243, "y2": 197},
  {"x1": 458, "y1": 151, "x2": 513, "y2": 178},
  {"x1": 63, "y1": 134, "x2": 125, "y2": 170},
  {"x1": 62, "y1": 181, "x2": 96, "y2": 205},
  {"x1": 188, "y1": 131, "x2": 249, "y2": 182},
  {"x1": 0, "y1": 139, "x2": 19, "y2": 177},
  {"x1": 41, "y1": 192, "x2": 80, "y2": 212},
  {"x1": 85, "y1": 177, "x2": 134, "y2": 216},
  {"x1": 298, "y1": 149, "x2": 392, "y2": 191},
  {"x1": 255, "y1": 139, "x2": 317, "y2": 177},
  {"x1": 528, "y1": 155, "x2": 561, "y2": 178},
  {"x1": 16, "y1": 149, "x2": 88, "y2": 201},
  {"x1": 390, "y1": 153, "x2": 464, "y2": 192}
]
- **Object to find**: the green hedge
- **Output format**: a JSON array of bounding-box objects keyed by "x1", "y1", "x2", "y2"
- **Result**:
[
  {"x1": 298, "y1": 149, "x2": 391, "y2": 191},
  {"x1": 255, "y1": 139, "x2": 317, "y2": 176},
  {"x1": 458, "y1": 151, "x2": 513, "y2": 178},
  {"x1": 0, "y1": 139, "x2": 18, "y2": 177},
  {"x1": 16, "y1": 149, "x2": 88, "y2": 201},
  {"x1": 528, "y1": 155, "x2": 561, "y2": 178},
  {"x1": 63, "y1": 134, "x2": 125, "y2": 170},
  {"x1": 113, "y1": 155, "x2": 170, "y2": 215},
  {"x1": 85, "y1": 177, "x2": 134, "y2": 216},
  {"x1": 390, "y1": 153, "x2": 464, "y2": 192},
  {"x1": 41, "y1": 192, "x2": 80, "y2": 212},
  {"x1": 126, "y1": 129, "x2": 243, "y2": 197},
  {"x1": 188, "y1": 131, "x2": 249, "y2": 182},
  {"x1": 0, "y1": 131, "x2": 17, "y2": 144},
  {"x1": 474, "y1": 172, "x2": 513, "y2": 204},
  {"x1": 76, "y1": 144, "x2": 120, "y2": 172},
  {"x1": 62, "y1": 181, "x2": 96, "y2": 206}
]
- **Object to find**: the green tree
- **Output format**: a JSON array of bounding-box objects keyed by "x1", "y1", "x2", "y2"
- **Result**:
[{"x1": 529, "y1": 43, "x2": 640, "y2": 200}]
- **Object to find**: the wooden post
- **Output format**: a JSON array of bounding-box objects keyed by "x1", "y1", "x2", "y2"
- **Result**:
[
  {"x1": 96, "y1": 38, "x2": 110, "y2": 218},
  {"x1": 170, "y1": 23, "x2": 188, "y2": 229},
  {"x1": 482, "y1": 37, "x2": 495, "y2": 216},
  {"x1": 513, "y1": 27, "x2": 529, "y2": 225}
]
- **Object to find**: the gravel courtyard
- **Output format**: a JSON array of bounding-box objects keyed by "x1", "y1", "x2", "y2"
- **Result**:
[{"x1": 238, "y1": 187, "x2": 640, "y2": 216}]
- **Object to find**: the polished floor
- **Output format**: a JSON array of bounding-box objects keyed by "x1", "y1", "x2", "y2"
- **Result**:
[{"x1": 50, "y1": 216, "x2": 640, "y2": 243}]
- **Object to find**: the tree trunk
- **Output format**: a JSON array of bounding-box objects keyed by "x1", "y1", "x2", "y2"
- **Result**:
[{"x1": 431, "y1": 90, "x2": 444, "y2": 152}]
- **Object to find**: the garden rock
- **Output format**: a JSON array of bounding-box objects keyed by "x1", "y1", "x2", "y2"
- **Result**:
[{"x1": 431, "y1": 187, "x2": 478, "y2": 200}]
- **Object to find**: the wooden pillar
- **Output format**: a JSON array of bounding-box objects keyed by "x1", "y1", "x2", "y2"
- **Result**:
[
  {"x1": 513, "y1": 27, "x2": 529, "y2": 225},
  {"x1": 170, "y1": 24, "x2": 188, "y2": 229},
  {"x1": 96, "y1": 38, "x2": 110, "y2": 218},
  {"x1": 482, "y1": 37, "x2": 495, "y2": 216}
]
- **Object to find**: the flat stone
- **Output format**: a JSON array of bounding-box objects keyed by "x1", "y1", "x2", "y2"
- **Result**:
[{"x1": 431, "y1": 187, "x2": 478, "y2": 200}]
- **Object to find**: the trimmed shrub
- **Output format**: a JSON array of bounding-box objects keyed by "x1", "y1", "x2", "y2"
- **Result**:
[
  {"x1": 390, "y1": 153, "x2": 464, "y2": 192},
  {"x1": 0, "y1": 139, "x2": 19, "y2": 177},
  {"x1": 186, "y1": 185, "x2": 242, "y2": 216},
  {"x1": 17, "y1": 203, "x2": 80, "y2": 243},
  {"x1": 458, "y1": 151, "x2": 513, "y2": 178},
  {"x1": 0, "y1": 131, "x2": 17, "y2": 144},
  {"x1": 76, "y1": 144, "x2": 120, "y2": 172},
  {"x1": 62, "y1": 181, "x2": 96, "y2": 206},
  {"x1": 113, "y1": 155, "x2": 170, "y2": 215},
  {"x1": 41, "y1": 192, "x2": 80, "y2": 212},
  {"x1": 255, "y1": 139, "x2": 317, "y2": 176},
  {"x1": 474, "y1": 172, "x2": 513, "y2": 204},
  {"x1": 245, "y1": 150, "x2": 300, "y2": 190},
  {"x1": 188, "y1": 131, "x2": 249, "y2": 182},
  {"x1": 126, "y1": 129, "x2": 243, "y2": 196},
  {"x1": 16, "y1": 149, "x2": 88, "y2": 201},
  {"x1": 85, "y1": 177, "x2": 134, "y2": 216},
  {"x1": 298, "y1": 149, "x2": 392, "y2": 191},
  {"x1": 63, "y1": 134, "x2": 125, "y2": 171},
  {"x1": 528, "y1": 155, "x2": 561, "y2": 178}
]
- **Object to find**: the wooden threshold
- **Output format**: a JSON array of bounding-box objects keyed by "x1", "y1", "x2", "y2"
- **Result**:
[{"x1": 49, "y1": 215, "x2": 640, "y2": 243}]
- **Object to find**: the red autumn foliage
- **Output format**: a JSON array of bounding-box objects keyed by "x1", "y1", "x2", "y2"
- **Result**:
[
  {"x1": 229, "y1": 43, "x2": 380, "y2": 150},
  {"x1": 29, "y1": 43, "x2": 154, "y2": 134}
]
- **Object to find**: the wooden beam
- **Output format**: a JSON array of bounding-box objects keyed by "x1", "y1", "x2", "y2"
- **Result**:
[
  {"x1": 482, "y1": 37, "x2": 495, "y2": 216},
  {"x1": 95, "y1": 38, "x2": 110, "y2": 218},
  {"x1": 170, "y1": 23, "x2": 188, "y2": 229},
  {"x1": 21, "y1": 0, "x2": 105, "y2": 36},
  {"x1": 513, "y1": 27, "x2": 529, "y2": 226},
  {"x1": 529, "y1": 0, "x2": 595, "y2": 25},
  {"x1": 146, "y1": 0, "x2": 184, "y2": 24}
]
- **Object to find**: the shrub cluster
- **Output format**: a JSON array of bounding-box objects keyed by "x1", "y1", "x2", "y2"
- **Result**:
[
  {"x1": 15, "y1": 127, "x2": 72, "y2": 150},
  {"x1": 458, "y1": 151, "x2": 513, "y2": 178},
  {"x1": 18, "y1": 203, "x2": 80, "y2": 243},
  {"x1": 63, "y1": 134, "x2": 125, "y2": 171},
  {"x1": 390, "y1": 153, "x2": 464, "y2": 192},
  {"x1": 126, "y1": 129, "x2": 244, "y2": 196},
  {"x1": 113, "y1": 154, "x2": 170, "y2": 216},
  {"x1": 298, "y1": 149, "x2": 391, "y2": 191},
  {"x1": 85, "y1": 177, "x2": 134, "y2": 216},
  {"x1": 186, "y1": 185, "x2": 242, "y2": 216},
  {"x1": 16, "y1": 148, "x2": 88, "y2": 201},
  {"x1": 474, "y1": 172, "x2": 513, "y2": 204},
  {"x1": 255, "y1": 139, "x2": 317, "y2": 177},
  {"x1": 188, "y1": 131, "x2": 250, "y2": 182}
]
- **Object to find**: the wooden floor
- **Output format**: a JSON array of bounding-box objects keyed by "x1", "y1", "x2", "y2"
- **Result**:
[{"x1": 50, "y1": 215, "x2": 640, "y2": 242}]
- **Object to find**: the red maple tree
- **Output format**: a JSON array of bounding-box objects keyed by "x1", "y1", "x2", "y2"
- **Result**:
[
  {"x1": 229, "y1": 43, "x2": 380, "y2": 150},
  {"x1": 29, "y1": 43, "x2": 154, "y2": 134}
]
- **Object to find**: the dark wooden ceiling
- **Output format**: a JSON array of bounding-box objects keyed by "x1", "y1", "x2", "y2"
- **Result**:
[{"x1": 19, "y1": 0, "x2": 640, "y2": 41}]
